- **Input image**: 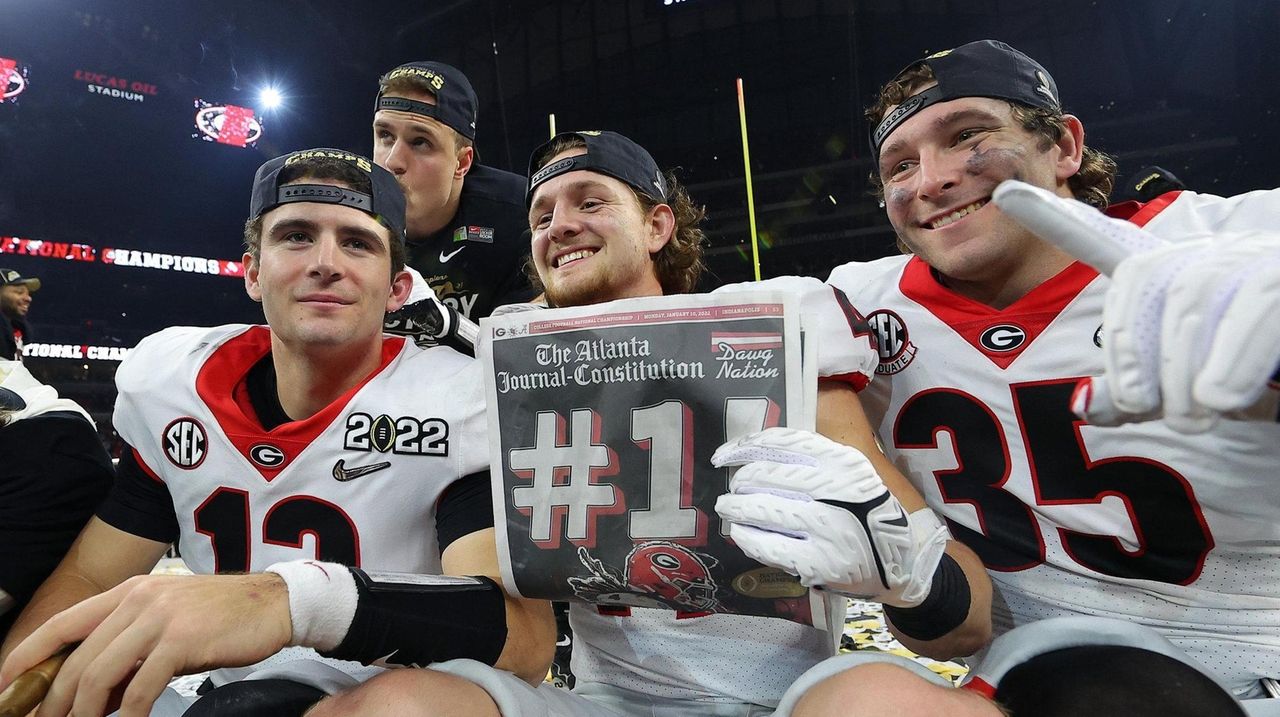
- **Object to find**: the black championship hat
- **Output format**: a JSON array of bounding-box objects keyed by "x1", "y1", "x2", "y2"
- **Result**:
[
  {"x1": 526, "y1": 130, "x2": 669, "y2": 206},
  {"x1": 0, "y1": 269, "x2": 40, "y2": 292},
  {"x1": 375, "y1": 61, "x2": 479, "y2": 141},
  {"x1": 870, "y1": 39, "x2": 1061, "y2": 159},
  {"x1": 249, "y1": 148, "x2": 407, "y2": 243}
]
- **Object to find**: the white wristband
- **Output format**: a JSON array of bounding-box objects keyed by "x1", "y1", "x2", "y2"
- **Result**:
[{"x1": 265, "y1": 560, "x2": 358, "y2": 652}]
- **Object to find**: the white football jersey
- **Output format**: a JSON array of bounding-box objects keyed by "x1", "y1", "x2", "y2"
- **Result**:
[
  {"x1": 827, "y1": 189, "x2": 1280, "y2": 696},
  {"x1": 113, "y1": 324, "x2": 489, "y2": 575},
  {"x1": 567, "y1": 278, "x2": 879, "y2": 706}
]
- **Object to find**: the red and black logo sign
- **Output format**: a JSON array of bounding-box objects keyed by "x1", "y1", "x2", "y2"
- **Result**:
[
  {"x1": 163, "y1": 417, "x2": 207, "y2": 469},
  {"x1": 193, "y1": 99, "x2": 263, "y2": 147},
  {"x1": 2, "y1": 57, "x2": 29, "y2": 103}
]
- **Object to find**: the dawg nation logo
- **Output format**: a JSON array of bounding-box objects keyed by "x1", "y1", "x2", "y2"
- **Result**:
[
  {"x1": 192, "y1": 98, "x2": 263, "y2": 147},
  {"x1": 1, "y1": 57, "x2": 29, "y2": 103}
]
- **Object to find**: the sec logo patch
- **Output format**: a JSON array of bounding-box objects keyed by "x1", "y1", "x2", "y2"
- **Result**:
[
  {"x1": 163, "y1": 418, "x2": 207, "y2": 469},
  {"x1": 867, "y1": 309, "x2": 917, "y2": 374}
]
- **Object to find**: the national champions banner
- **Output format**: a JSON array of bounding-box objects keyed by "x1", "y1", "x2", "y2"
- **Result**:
[{"x1": 482, "y1": 292, "x2": 831, "y2": 628}]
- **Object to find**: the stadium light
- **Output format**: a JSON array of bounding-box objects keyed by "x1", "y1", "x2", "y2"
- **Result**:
[{"x1": 259, "y1": 86, "x2": 283, "y2": 110}]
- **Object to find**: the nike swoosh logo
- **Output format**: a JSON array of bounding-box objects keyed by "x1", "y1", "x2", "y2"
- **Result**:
[
  {"x1": 333, "y1": 459, "x2": 392, "y2": 482},
  {"x1": 439, "y1": 246, "x2": 466, "y2": 263}
]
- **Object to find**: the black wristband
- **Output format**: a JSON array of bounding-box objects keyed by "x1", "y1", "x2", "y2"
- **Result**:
[
  {"x1": 324, "y1": 570, "x2": 507, "y2": 668},
  {"x1": 883, "y1": 553, "x2": 971, "y2": 642}
]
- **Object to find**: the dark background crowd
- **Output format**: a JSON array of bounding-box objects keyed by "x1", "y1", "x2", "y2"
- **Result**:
[{"x1": 1, "y1": 0, "x2": 1277, "y2": 450}]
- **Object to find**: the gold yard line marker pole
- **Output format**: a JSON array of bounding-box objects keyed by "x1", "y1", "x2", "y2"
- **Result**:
[
  {"x1": 736, "y1": 78, "x2": 762, "y2": 280},
  {"x1": 549, "y1": 113, "x2": 557, "y2": 138}
]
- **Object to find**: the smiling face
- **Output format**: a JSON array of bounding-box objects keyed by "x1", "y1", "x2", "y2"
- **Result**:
[
  {"x1": 245, "y1": 179, "x2": 412, "y2": 352},
  {"x1": 528, "y1": 149, "x2": 673, "y2": 307},
  {"x1": 876, "y1": 92, "x2": 1083, "y2": 296},
  {"x1": 372, "y1": 89, "x2": 473, "y2": 239},
  {"x1": 0, "y1": 285, "x2": 31, "y2": 319}
]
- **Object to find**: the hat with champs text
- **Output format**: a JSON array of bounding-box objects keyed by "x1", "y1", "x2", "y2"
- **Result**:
[
  {"x1": 249, "y1": 148, "x2": 407, "y2": 243},
  {"x1": 375, "y1": 61, "x2": 479, "y2": 141}
]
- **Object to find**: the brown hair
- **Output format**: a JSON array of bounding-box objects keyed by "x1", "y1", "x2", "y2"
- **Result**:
[
  {"x1": 377, "y1": 73, "x2": 473, "y2": 152},
  {"x1": 866, "y1": 64, "x2": 1117, "y2": 209},
  {"x1": 243, "y1": 157, "x2": 406, "y2": 276},
  {"x1": 527, "y1": 134, "x2": 706, "y2": 296}
]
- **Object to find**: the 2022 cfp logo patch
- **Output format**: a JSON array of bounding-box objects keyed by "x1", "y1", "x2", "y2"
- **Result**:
[
  {"x1": 866, "y1": 309, "x2": 917, "y2": 374},
  {"x1": 248, "y1": 443, "x2": 286, "y2": 468},
  {"x1": 163, "y1": 418, "x2": 207, "y2": 469},
  {"x1": 344, "y1": 413, "x2": 450, "y2": 456},
  {"x1": 979, "y1": 324, "x2": 1027, "y2": 353}
]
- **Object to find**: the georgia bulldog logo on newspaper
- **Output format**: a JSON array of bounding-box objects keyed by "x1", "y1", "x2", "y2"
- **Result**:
[
  {"x1": 568, "y1": 541, "x2": 722, "y2": 612},
  {"x1": 163, "y1": 417, "x2": 208, "y2": 469},
  {"x1": 866, "y1": 309, "x2": 917, "y2": 374}
]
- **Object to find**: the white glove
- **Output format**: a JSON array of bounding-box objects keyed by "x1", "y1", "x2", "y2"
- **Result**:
[
  {"x1": 993, "y1": 180, "x2": 1280, "y2": 433},
  {"x1": 383, "y1": 266, "x2": 480, "y2": 354},
  {"x1": 712, "y1": 427, "x2": 949, "y2": 608}
]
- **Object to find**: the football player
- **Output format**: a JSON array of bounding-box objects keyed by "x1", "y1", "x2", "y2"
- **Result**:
[
  {"x1": 0, "y1": 149, "x2": 554, "y2": 716},
  {"x1": 815, "y1": 38, "x2": 1279, "y2": 710},
  {"x1": 373, "y1": 61, "x2": 532, "y2": 338},
  {"x1": 297, "y1": 132, "x2": 992, "y2": 717}
]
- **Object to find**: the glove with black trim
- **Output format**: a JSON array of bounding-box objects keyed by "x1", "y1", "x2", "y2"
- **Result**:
[
  {"x1": 383, "y1": 267, "x2": 479, "y2": 356},
  {"x1": 712, "y1": 427, "x2": 949, "y2": 608}
]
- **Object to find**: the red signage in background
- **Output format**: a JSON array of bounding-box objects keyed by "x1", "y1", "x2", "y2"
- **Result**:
[
  {"x1": 193, "y1": 99, "x2": 263, "y2": 147},
  {"x1": 74, "y1": 68, "x2": 159, "y2": 103},
  {"x1": 2, "y1": 57, "x2": 29, "y2": 103},
  {"x1": 217, "y1": 104, "x2": 253, "y2": 146},
  {"x1": 1, "y1": 235, "x2": 242, "y2": 277},
  {"x1": 0, "y1": 236, "x2": 96, "y2": 262}
]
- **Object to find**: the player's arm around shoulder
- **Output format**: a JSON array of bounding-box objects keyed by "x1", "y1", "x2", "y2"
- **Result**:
[
  {"x1": 816, "y1": 381, "x2": 993, "y2": 658},
  {"x1": 441, "y1": 528, "x2": 556, "y2": 685}
]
